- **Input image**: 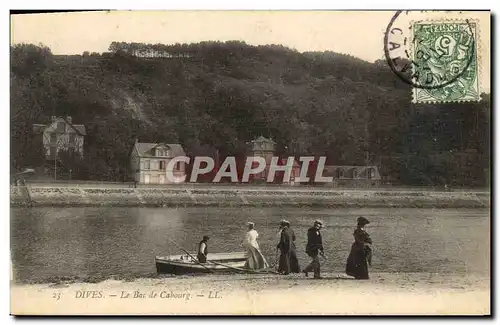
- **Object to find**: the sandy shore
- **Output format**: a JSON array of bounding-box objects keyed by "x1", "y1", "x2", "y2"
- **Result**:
[{"x1": 10, "y1": 272, "x2": 490, "y2": 315}]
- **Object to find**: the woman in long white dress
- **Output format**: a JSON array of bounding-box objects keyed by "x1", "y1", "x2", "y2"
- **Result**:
[{"x1": 243, "y1": 222, "x2": 269, "y2": 270}]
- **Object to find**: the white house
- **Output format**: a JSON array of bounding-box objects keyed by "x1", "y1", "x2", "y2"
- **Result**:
[{"x1": 129, "y1": 140, "x2": 187, "y2": 184}]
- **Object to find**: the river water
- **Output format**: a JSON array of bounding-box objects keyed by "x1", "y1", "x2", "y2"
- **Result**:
[{"x1": 10, "y1": 207, "x2": 490, "y2": 284}]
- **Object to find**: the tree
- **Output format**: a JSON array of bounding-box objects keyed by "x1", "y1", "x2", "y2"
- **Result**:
[{"x1": 11, "y1": 43, "x2": 53, "y2": 76}]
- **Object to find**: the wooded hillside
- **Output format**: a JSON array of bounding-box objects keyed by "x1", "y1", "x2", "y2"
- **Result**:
[{"x1": 10, "y1": 41, "x2": 490, "y2": 186}]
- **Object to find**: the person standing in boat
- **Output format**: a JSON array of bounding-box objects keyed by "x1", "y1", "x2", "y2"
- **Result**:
[
  {"x1": 303, "y1": 220, "x2": 325, "y2": 279},
  {"x1": 243, "y1": 222, "x2": 269, "y2": 270},
  {"x1": 197, "y1": 235, "x2": 210, "y2": 263},
  {"x1": 345, "y1": 217, "x2": 372, "y2": 279},
  {"x1": 277, "y1": 220, "x2": 300, "y2": 275}
]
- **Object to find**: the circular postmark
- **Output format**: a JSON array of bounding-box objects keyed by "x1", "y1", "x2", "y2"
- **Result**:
[{"x1": 384, "y1": 11, "x2": 477, "y2": 93}]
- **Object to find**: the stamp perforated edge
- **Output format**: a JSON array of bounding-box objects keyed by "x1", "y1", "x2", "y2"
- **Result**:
[{"x1": 408, "y1": 18, "x2": 482, "y2": 104}]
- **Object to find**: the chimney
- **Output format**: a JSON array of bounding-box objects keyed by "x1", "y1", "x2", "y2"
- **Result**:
[
  {"x1": 66, "y1": 116, "x2": 72, "y2": 124},
  {"x1": 51, "y1": 116, "x2": 56, "y2": 123}
]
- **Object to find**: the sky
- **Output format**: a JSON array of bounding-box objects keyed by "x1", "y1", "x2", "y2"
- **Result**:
[{"x1": 10, "y1": 10, "x2": 491, "y2": 92}]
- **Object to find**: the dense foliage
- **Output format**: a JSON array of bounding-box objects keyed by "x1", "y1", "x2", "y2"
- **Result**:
[{"x1": 10, "y1": 42, "x2": 490, "y2": 186}]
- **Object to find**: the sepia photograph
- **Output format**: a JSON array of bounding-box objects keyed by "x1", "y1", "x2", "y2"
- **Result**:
[{"x1": 9, "y1": 9, "x2": 491, "y2": 315}]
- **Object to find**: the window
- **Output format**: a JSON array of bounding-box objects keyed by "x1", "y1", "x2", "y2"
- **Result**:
[
  {"x1": 156, "y1": 148, "x2": 171, "y2": 157},
  {"x1": 176, "y1": 161, "x2": 182, "y2": 170},
  {"x1": 50, "y1": 133, "x2": 57, "y2": 144},
  {"x1": 144, "y1": 160, "x2": 150, "y2": 170},
  {"x1": 69, "y1": 133, "x2": 75, "y2": 143},
  {"x1": 159, "y1": 161, "x2": 166, "y2": 170}
]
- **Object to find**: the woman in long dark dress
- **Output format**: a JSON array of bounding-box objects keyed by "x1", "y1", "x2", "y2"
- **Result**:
[
  {"x1": 346, "y1": 217, "x2": 372, "y2": 279},
  {"x1": 277, "y1": 220, "x2": 301, "y2": 274},
  {"x1": 288, "y1": 223, "x2": 301, "y2": 273}
]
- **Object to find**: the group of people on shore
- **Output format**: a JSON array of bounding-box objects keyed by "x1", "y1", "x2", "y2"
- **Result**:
[
  {"x1": 196, "y1": 217, "x2": 373, "y2": 279},
  {"x1": 273, "y1": 217, "x2": 372, "y2": 279}
]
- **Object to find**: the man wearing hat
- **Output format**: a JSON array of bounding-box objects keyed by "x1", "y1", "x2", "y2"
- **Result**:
[
  {"x1": 303, "y1": 220, "x2": 325, "y2": 279},
  {"x1": 243, "y1": 222, "x2": 269, "y2": 270},
  {"x1": 346, "y1": 217, "x2": 372, "y2": 279},
  {"x1": 197, "y1": 235, "x2": 210, "y2": 263}
]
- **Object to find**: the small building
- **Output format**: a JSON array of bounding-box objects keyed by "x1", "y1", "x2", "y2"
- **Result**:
[
  {"x1": 245, "y1": 136, "x2": 301, "y2": 184},
  {"x1": 130, "y1": 48, "x2": 193, "y2": 59},
  {"x1": 247, "y1": 136, "x2": 276, "y2": 182},
  {"x1": 130, "y1": 140, "x2": 187, "y2": 184},
  {"x1": 32, "y1": 116, "x2": 86, "y2": 160},
  {"x1": 322, "y1": 165, "x2": 381, "y2": 188},
  {"x1": 275, "y1": 158, "x2": 301, "y2": 185}
]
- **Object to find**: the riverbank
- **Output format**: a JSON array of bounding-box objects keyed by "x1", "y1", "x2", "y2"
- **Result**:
[
  {"x1": 10, "y1": 272, "x2": 490, "y2": 315},
  {"x1": 10, "y1": 185, "x2": 490, "y2": 208}
]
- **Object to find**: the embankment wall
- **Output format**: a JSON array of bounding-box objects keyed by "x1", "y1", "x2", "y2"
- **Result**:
[{"x1": 10, "y1": 185, "x2": 490, "y2": 209}]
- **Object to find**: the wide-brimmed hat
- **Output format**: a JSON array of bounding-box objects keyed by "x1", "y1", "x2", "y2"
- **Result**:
[
  {"x1": 357, "y1": 217, "x2": 370, "y2": 226},
  {"x1": 279, "y1": 219, "x2": 290, "y2": 226},
  {"x1": 247, "y1": 221, "x2": 255, "y2": 227},
  {"x1": 314, "y1": 219, "x2": 323, "y2": 226},
  {"x1": 202, "y1": 235, "x2": 210, "y2": 241}
]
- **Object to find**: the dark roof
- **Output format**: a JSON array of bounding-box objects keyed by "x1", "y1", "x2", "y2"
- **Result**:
[
  {"x1": 61, "y1": 117, "x2": 86, "y2": 135},
  {"x1": 323, "y1": 165, "x2": 379, "y2": 170},
  {"x1": 32, "y1": 118, "x2": 86, "y2": 136},
  {"x1": 134, "y1": 142, "x2": 186, "y2": 157},
  {"x1": 72, "y1": 125, "x2": 86, "y2": 135}
]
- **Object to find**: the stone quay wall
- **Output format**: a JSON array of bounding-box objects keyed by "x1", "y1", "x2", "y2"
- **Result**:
[{"x1": 10, "y1": 185, "x2": 490, "y2": 209}]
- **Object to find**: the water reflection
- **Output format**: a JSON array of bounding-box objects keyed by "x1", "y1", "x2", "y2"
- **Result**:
[{"x1": 10, "y1": 207, "x2": 490, "y2": 283}]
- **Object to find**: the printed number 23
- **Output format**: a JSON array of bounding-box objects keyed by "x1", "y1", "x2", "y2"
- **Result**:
[{"x1": 52, "y1": 292, "x2": 61, "y2": 300}]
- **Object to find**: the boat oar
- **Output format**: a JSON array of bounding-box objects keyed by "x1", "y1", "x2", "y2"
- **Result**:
[
  {"x1": 208, "y1": 260, "x2": 279, "y2": 275},
  {"x1": 167, "y1": 238, "x2": 215, "y2": 274},
  {"x1": 207, "y1": 260, "x2": 249, "y2": 273}
]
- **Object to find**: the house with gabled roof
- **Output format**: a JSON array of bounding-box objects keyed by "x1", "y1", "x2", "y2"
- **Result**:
[
  {"x1": 245, "y1": 136, "x2": 301, "y2": 184},
  {"x1": 129, "y1": 139, "x2": 187, "y2": 184},
  {"x1": 32, "y1": 116, "x2": 86, "y2": 160}
]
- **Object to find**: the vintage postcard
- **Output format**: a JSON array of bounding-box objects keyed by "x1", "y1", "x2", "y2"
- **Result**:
[{"x1": 9, "y1": 10, "x2": 491, "y2": 315}]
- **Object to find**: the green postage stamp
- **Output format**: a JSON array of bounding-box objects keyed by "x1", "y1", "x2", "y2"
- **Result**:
[{"x1": 411, "y1": 21, "x2": 480, "y2": 103}]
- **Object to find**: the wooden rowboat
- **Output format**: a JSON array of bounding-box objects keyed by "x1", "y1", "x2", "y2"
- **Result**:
[{"x1": 155, "y1": 252, "x2": 248, "y2": 275}]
